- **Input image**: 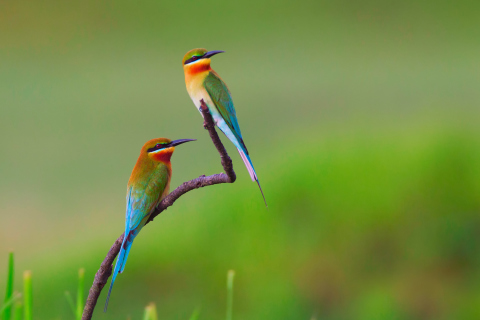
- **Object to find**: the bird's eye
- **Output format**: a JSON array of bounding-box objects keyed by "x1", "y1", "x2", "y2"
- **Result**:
[
  {"x1": 184, "y1": 55, "x2": 203, "y2": 65},
  {"x1": 147, "y1": 143, "x2": 168, "y2": 153}
]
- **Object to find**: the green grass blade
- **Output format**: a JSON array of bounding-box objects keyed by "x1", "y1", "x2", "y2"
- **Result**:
[
  {"x1": 23, "y1": 271, "x2": 32, "y2": 320},
  {"x1": 142, "y1": 303, "x2": 157, "y2": 320},
  {"x1": 2, "y1": 252, "x2": 14, "y2": 320},
  {"x1": 188, "y1": 307, "x2": 200, "y2": 320},
  {"x1": 12, "y1": 303, "x2": 21, "y2": 320},
  {"x1": 76, "y1": 268, "x2": 84, "y2": 320},
  {"x1": 64, "y1": 291, "x2": 75, "y2": 316},
  {"x1": 0, "y1": 293, "x2": 21, "y2": 315},
  {"x1": 226, "y1": 270, "x2": 235, "y2": 320}
]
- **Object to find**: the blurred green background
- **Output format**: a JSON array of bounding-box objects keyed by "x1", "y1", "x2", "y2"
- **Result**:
[{"x1": 1, "y1": 0, "x2": 479, "y2": 319}]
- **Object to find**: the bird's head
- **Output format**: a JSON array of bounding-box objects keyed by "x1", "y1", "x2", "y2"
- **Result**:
[
  {"x1": 182, "y1": 48, "x2": 224, "y2": 74},
  {"x1": 143, "y1": 138, "x2": 196, "y2": 163}
]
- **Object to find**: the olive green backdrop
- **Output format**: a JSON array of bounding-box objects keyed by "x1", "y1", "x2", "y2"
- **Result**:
[{"x1": 1, "y1": 0, "x2": 479, "y2": 319}]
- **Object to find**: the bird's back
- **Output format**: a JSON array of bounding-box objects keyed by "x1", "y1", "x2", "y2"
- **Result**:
[
  {"x1": 127, "y1": 162, "x2": 171, "y2": 231},
  {"x1": 203, "y1": 70, "x2": 246, "y2": 151}
]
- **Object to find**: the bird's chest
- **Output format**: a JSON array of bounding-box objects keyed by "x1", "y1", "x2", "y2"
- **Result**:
[
  {"x1": 187, "y1": 86, "x2": 220, "y2": 122},
  {"x1": 187, "y1": 81, "x2": 206, "y2": 104},
  {"x1": 186, "y1": 74, "x2": 210, "y2": 103}
]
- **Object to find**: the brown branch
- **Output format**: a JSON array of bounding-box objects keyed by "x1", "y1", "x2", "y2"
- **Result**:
[{"x1": 82, "y1": 100, "x2": 235, "y2": 320}]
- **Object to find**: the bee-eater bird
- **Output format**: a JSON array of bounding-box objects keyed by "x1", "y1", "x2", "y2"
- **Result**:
[
  {"x1": 104, "y1": 137, "x2": 195, "y2": 311},
  {"x1": 182, "y1": 48, "x2": 266, "y2": 206}
]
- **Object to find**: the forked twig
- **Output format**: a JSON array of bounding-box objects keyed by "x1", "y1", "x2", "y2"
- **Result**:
[{"x1": 82, "y1": 100, "x2": 236, "y2": 320}]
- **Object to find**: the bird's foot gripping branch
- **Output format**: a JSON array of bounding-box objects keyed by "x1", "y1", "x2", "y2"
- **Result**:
[{"x1": 81, "y1": 100, "x2": 236, "y2": 320}]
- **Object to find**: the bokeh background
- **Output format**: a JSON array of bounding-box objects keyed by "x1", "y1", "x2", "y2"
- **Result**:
[{"x1": 1, "y1": 0, "x2": 479, "y2": 319}]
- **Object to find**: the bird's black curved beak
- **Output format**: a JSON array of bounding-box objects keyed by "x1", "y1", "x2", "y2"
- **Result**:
[
  {"x1": 203, "y1": 50, "x2": 225, "y2": 58},
  {"x1": 169, "y1": 139, "x2": 196, "y2": 147}
]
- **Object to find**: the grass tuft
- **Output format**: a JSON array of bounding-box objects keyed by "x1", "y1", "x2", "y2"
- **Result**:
[
  {"x1": 76, "y1": 269, "x2": 85, "y2": 320},
  {"x1": 12, "y1": 303, "x2": 21, "y2": 320},
  {"x1": 65, "y1": 268, "x2": 85, "y2": 319},
  {"x1": 23, "y1": 272, "x2": 32, "y2": 320},
  {"x1": 64, "y1": 291, "x2": 75, "y2": 316},
  {"x1": 188, "y1": 307, "x2": 200, "y2": 320},
  {"x1": 226, "y1": 270, "x2": 235, "y2": 320},
  {"x1": 2, "y1": 252, "x2": 14, "y2": 320},
  {"x1": 143, "y1": 303, "x2": 158, "y2": 320},
  {"x1": 0, "y1": 294, "x2": 21, "y2": 316}
]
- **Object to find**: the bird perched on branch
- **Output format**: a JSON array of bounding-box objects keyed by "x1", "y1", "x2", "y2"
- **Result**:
[
  {"x1": 182, "y1": 48, "x2": 266, "y2": 206},
  {"x1": 104, "y1": 137, "x2": 195, "y2": 311}
]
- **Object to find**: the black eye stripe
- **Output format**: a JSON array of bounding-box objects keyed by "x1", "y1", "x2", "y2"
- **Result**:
[
  {"x1": 184, "y1": 55, "x2": 203, "y2": 65},
  {"x1": 147, "y1": 142, "x2": 170, "y2": 153}
]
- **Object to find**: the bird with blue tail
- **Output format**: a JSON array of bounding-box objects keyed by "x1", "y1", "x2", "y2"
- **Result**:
[
  {"x1": 104, "y1": 137, "x2": 195, "y2": 311},
  {"x1": 182, "y1": 48, "x2": 267, "y2": 206}
]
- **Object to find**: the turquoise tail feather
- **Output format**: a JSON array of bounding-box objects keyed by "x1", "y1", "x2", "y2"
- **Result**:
[{"x1": 104, "y1": 231, "x2": 135, "y2": 312}]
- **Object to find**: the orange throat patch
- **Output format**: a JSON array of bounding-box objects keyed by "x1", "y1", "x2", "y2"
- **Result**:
[
  {"x1": 149, "y1": 148, "x2": 174, "y2": 164},
  {"x1": 184, "y1": 59, "x2": 211, "y2": 76}
]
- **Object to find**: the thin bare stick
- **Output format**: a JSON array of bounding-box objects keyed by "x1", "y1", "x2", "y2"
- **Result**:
[{"x1": 82, "y1": 100, "x2": 235, "y2": 320}]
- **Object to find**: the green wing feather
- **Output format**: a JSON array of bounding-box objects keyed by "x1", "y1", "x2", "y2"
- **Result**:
[
  {"x1": 127, "y1": 165, "x2": 169, "y2": 230},
  {"x1": 204, "y1": 71, "x2": 247, "y2": 151}
]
